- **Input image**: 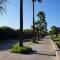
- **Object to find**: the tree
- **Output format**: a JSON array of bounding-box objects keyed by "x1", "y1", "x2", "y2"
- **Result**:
[
  {"x1": 34, "y1": 11, "x2": 47, "y2": 40},
  {"x1": 51, "y1": 26, "x2": 58, "y2": 37},
  {"x1": 49, "y1": 30, "x2": 53, "y2": 35},
  {"x1": 37, "y1": 11, "x2": 47, "y2": 30},
  {"x1": 20, "y1": 0, "x2": 23, "y2": 47},
  {"x1": 32, "y1": 0, "x2": 42, "y2": 42},
  {"x1": 0, "y1": 0, "x2": 24, "y2": 47}
]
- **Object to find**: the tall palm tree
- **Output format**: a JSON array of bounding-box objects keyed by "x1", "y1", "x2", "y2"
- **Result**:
[
  {"x1": 32, "y1": 0, "x2": 36, "y2": 42},
  {"x1": 20, "y1": 0, "x2": 23, "y2": 47},
  {"x1": 0, "y1": 0, "x2": 7, "y2": 14},
  {"x1": 0, "y1": 0, "x2": 23, "y2": 47},
  {"x1": 32, "y1": 0, "x2": 42, "y2": 42}
]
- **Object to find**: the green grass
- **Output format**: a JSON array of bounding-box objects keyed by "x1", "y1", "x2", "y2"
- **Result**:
[
  {"x1": 52, "y1": 37, "x2": 60, "y2": 40},
  {"x1": 10, "y1": 44, "x2": 32, "y2": 54},
  {"x1": 52, "y1": 37, "x2": 60, "y2": 48}
]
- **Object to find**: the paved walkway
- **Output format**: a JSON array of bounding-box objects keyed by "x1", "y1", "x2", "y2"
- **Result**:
[{"x1": 0, "y1": 36, "x2": 56, "y2": 60}]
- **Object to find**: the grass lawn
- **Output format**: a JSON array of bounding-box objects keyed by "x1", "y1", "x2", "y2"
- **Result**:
[{"x1": 52, "y1": 37, "x2": 60, "y2": 48}]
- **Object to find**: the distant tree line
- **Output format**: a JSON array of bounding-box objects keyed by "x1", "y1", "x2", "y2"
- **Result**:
[
  {"x1": 0, "y1": 26, "x2": 33, "y2": 40},
  {"x1": 0, "y1": 26, "x2": 48, "y2": 41},
  {"x1": 0, "y1": 26, "x2": 17, "y2": 40}
]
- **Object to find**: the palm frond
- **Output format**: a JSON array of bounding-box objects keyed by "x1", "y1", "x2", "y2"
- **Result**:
[
  {"x1": 38, "y1": 0, "x2": 42, "y2": 3},
  {"x1": 0, "y1": 0, "x2": 7, "y2": 14},
  {"x1": 32, "y1": 0, "x2": 36, "y2": 2}
]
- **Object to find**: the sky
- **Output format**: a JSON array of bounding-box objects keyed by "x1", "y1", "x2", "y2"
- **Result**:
[{"x1": 0, "y1": 0, "x2": 60, "y2": 30}]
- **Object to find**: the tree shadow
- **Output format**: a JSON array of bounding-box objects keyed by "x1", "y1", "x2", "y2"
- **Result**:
[
  {"x1": 23, "y1": 50, "x2": 56, "y2": 56},
  {"x1": 33, "y1": 52, "x2": 56, "y2": 56},
  {"x1": 0, "y1": 41, "x2": 16, "y2": 51},
  {"x1": 53, "y1": 40, "x2": 60, "y2": 41}
]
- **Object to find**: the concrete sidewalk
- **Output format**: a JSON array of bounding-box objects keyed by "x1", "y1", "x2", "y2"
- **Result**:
[{"x1": 0, "y1": 36, "x2": 56, "y2": 60}]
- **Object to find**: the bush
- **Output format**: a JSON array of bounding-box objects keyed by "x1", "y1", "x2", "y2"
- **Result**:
[
  {"x1": 20, "y1": 46, "x2": 32, "y2": 54},
  {"x1": 10, "y1": 45, "x2": 20, "y2": 53},
  {"x1": 10, "y1": 44, "x2": 32, "y2": 54}
]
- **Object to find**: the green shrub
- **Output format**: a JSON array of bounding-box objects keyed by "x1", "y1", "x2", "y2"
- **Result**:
[
  {"x1": 10, "y1": 45, "x2": 20, "y2": 53},
  {"x1": 10, "y1": 44, "x2": 32, "y2": 54},
  {"x1": 19, "y1": 46, "x2": 32, "y2": 54}
]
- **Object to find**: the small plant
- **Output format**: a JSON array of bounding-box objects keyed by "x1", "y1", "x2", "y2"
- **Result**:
[
  {"x1": 10, "y1": 44, "x2": 32, "y2": 54},
  {"x1": 19, "y1": 46, "x2": 32, "y2": 54}
]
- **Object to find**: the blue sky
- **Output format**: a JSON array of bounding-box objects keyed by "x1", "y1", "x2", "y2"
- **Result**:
[{"x1": 0, "y1": 0, "x2": 60, "y2": 30}]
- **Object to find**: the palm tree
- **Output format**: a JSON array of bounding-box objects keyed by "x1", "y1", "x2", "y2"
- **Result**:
[
  {"x1": 0, "y1": 0, "x2": 7, "y2": 14},
  {"x1": 20, "y1": 0, "x2": 23, "y2": 47},
  {"x1": 32, "y1": 0, "x2": 36, "y2": 42},
  {"x1": 0, "y1": 0, "x2": 23, "y2": 47},
  {"x1": 32, "y1": 0, "x2": 42, "y2": 42}
]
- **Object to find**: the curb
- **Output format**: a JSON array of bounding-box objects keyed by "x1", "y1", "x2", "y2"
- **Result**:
[{"x1": 50, "y1": 38, "x2": 60, "y2": 60}]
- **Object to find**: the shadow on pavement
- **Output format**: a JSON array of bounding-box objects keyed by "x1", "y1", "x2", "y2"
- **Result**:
[
  {"x1": 24, "y1": 50, "x2": 56, "y2": 56},
  {"x1": 0, "y1": 41, "x2": 16, "y2": 51}
]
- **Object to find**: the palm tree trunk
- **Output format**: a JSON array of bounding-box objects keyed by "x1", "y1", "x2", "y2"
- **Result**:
[
  {"x1": 19, "y1": 0, "x2": 23, "y2": 47},
  {"x1": 32, "y1": 1, "x2": 35, "y2": 42},
  {"x1": 37, "y1": 31, "x2": 39, "y2": 40}
]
